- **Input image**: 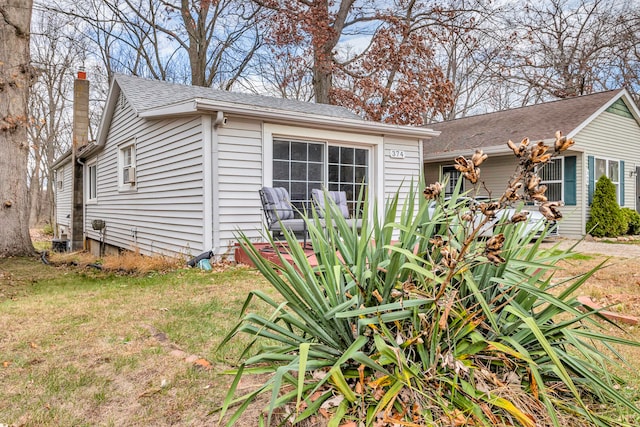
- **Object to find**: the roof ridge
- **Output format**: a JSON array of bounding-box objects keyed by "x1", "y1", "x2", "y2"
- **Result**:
[
  {"x1": 430, "y1": 89, "x2": 622, "y2": 125},
  {"x1": 113, "y1": 73, "x2": 361, "y2": 118}
]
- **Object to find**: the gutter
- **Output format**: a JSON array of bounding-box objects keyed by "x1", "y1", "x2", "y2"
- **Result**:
[
  {"x1": 139, "y1": 98, "x2": 440, "y2": 139},
  {"x1": 424, "y1": 139, "x2": 585, "y2": 162}
]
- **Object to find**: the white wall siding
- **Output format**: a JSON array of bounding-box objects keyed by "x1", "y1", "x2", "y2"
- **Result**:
[
  {"x1": 55, "y1": 161, "x2": 72, "y2": 237},
  {"x1": 215, "y1": 117, "x2": 264, "y2": 257},
  {"x1": 577, "y1": 111, "x2": 640, "y2": 216},
  {"x1": 86, "y1": 98, "x2": 206, "y2": 257},
  {"x1": 382, "y1": 136, "x2": 422, "y2": 226}
]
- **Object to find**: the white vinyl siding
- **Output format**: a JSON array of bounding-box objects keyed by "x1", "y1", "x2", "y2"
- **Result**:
[
  {"x1": 216, "y1": 117, "x2": 264, "y2": 256},
  {"x1": 579, "y1": 108, "x2": 640, "y2": 232},
  {"x1": 383, "y1": 136, "x2": 422, "y2": 227},
  {"x1": 55, "y1": 161, "x2": 72, "y2": 237},
  {"x1": 86, "y1": 97, "x2": 206, "y2": 257}
]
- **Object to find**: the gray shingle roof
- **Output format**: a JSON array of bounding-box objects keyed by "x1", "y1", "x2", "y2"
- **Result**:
[
  {"x1": 424, "y1": 90, "x2": 623, "y2": 156},
  {"x1": 114, "y1": 74, "x2": 363, "y2": 120}
]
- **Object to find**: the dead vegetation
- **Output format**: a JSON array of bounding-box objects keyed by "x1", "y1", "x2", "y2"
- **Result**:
[{"x1": 46, "y1": 249, "x2": 185, "y2": 274}]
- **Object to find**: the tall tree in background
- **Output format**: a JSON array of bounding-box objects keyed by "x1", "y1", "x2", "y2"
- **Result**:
[
  {"x1": 257, "y1": 0, "x2": 454, "y2": 124},
  {"x1": 429, "y1": 0, "x2": 501, "y2": 119},
  {"x1": 496, "y1": 0, "x2": 625, "y2": 101},
  {"x1": 28, "y1": 12, "x2": 80, "y2": 227},
  {"x1": 47, "y1": 0, "x2": 264, "y2": 89},
  {"x1": 0, "y1": 0, "x2": 35, "y2": 256}
]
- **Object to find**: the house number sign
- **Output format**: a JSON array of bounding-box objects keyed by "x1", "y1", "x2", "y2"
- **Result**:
[{"x1": 390, "y1": 150, "x2": 406, "y2": 159}]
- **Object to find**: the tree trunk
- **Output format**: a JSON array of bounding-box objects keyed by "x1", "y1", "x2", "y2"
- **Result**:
[{"x1": 0, "y1": 0, "x2": 35, "y2": 256}]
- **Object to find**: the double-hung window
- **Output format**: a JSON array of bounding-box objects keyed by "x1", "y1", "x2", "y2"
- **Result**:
[
  {"x1": 87, "y1": 160, "x2": 97, "y2": 201},
  {"x1": 118, "y1": 140, "x2": 136, "y2": 189},
  {"x1": 538, "y1": 158, "x2": 563, "y2": 202},
  {"x1": 272, "y1": 139, "x2": 369, "y2": 217},
  {"x1": 594, "y1": 157, "x2": 620, "y2": 203}
]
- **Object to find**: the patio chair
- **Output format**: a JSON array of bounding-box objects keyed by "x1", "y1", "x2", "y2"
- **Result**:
[
  {"x1": 311, "y1": 188, "x2": 362, "y2": 230},
  {"x1": 259, "y1": 187, "x2": 308, "y2": 247}
]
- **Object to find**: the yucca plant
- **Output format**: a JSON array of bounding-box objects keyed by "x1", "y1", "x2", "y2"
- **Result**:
[{"x1": 218, "y1": 132, "x2": 640, "y2": 426}]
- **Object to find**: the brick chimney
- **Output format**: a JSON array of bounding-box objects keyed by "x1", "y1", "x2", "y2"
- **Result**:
[{"x1": 70, "y1": 70, "x2": 89, "y2": 251}]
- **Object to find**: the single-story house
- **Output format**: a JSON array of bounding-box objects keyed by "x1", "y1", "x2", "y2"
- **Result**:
[
  {"x1": 54, "y1": 73, "x2": 439, "y2": 259},
  {"x1": 423, "y1": 89, "x2": 640, "y2": 238}
]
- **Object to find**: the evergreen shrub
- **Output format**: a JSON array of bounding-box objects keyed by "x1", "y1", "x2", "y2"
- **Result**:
[
  {"x1": 586, "y1": 175, "x2": 627, "y2": 237},
  {"x1": 621, "y1": 207, "x2": 640, "y2": 235}
]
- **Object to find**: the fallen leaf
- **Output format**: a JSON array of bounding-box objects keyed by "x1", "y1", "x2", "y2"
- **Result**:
[
  {"x1": 193, "y1": 358, "x2": 212, "y2": 370},
  {"x1": 3, "y1": 361, "x2": 10, "y2": 368}
]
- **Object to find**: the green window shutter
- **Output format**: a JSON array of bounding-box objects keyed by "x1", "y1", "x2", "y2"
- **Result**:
[
  {"x1": 588, "y1": 155, "x2": 594, "y2": 205},
  {"x1": 620, "y1": 160, "x2": 625, "y2": 206},
  {"x1": 563, "y1": 156, "x2": 577, "y2": 206}
]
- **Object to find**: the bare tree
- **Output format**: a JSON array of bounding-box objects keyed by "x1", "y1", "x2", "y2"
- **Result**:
[
  {"x1": 430, "y1": 0, "x2": 506, "y2": 120},
  {"x1": 0, "y1": 0, "x2": 36, "y2": 256},
  {"x1": 495, "y1": 0, "x2": 627, "y2": 101},
  {"x1": 44, "y1": 0, "x2": 264, "y2": 89},
  {"x1": 28, "y1": 12, "x2": 80, "y2": 227}
]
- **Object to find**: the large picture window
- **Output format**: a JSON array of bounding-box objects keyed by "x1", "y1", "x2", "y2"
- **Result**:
[
  {"x1": 272, "y1": 139, "x2": 368, "y2": 215},
  {"x1": 273, "y1": 139, "x2": 324, "y2": 209},
  {"x1": 328, "y1": 146, "x2": 368, "y2": 213}
]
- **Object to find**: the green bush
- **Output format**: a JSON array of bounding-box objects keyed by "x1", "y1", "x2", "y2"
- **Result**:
[
  {"x1": 221, "y1": 180, "x2": 640, "y2": 426},
  {"x1": 621, "y1": 207, "x2": 640, "y2": 235},
  {"x1": 586, "y1": 175, "x2": 627, "y2": 237}
]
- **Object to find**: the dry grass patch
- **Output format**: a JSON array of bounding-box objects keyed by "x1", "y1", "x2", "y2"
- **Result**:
[
  {"x1": 101, "y1": 250, "x2": 184, "y2": 273},
  {"x1": 47, "y1": 249, "x2": 185, "y2": 273},
  {"x1": 0, "y1": 257, "x2": 274, "y2": 426}
]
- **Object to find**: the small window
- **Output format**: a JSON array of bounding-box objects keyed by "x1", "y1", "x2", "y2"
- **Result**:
[
  {"x1": 539, "y1": 158, "x2": 563, "y2": 202},
  {"x1": 119, "y1": 141, "x2": 136, "y2": 189},
  {"x1": 56, "y1": 166, "x2": 64, "y2": 190},
  {"x1": 87, "y1": 161, "x2": 97, "y2": 201},
  {"x1": 593, "y1": 157, "x2": 620, "y2": 203},
  {"x1": 441, "y1": 165, "x2": 462, "y2": 197}
]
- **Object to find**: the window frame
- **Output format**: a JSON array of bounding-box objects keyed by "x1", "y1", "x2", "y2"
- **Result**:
[
  {"x1": 56, "y1": 166, "x2": 64, "y2": 191},
  {"x1": 593, "y1": 157, "x2": 621, "y2": 203},
  {"x1": 441, "y1": 165, "x2": 462, "y2": 197},
  {"x1": 538, "y1": 157, "x2": 564, "y2": 203},
  {"x1": 118, "y1": 139, "x2": 137, "y2": 191},
  {"x1": 272, "y1": 138, "x2": 370, "y2": 217},
  {"x1": 87, "y1": 158, "x2": 97, "y2": 202},
  {"x1": 263, "y1": 123, "x2": 384, "y2": 209}
]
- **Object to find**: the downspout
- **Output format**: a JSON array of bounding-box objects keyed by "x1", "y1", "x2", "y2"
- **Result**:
[
  {"x1": 211, "y1": 111, "x2": 225, "y2": 256},
  {"x1": 202, "y1": 115, "x2": 214, "y2": 254},
  {"x1": 202, "y1": 111, "x2": 224, "y2": 256}
]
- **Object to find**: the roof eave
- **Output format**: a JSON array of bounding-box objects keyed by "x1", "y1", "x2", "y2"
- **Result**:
[
  {"x1": 140, "y1": 98, "x2": 440, "y2": 139},
  {"x1": 52, "y1": 150, "x2": 72, "y2": 169},
  {"x1": 424, "y1": 140, "x2": 585, "y2": 162}
]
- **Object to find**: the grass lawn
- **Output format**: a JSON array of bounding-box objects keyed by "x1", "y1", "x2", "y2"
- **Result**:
[
  {"x1": 0, "y1": 256, "x2": 272, "y2": 426},
  {"x1": 2, "y1": 251, "x2": 640, "y2": 426}
]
